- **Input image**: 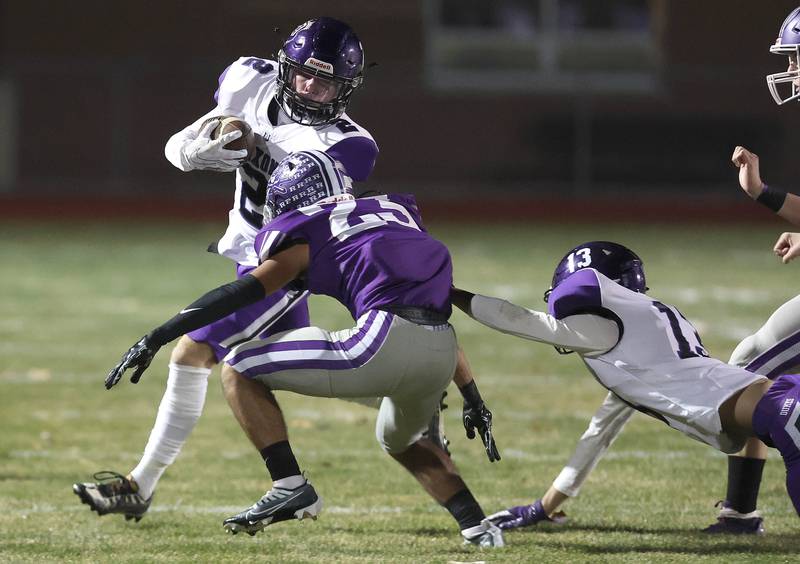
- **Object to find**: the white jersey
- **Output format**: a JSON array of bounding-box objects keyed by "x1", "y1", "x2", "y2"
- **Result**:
[
  {"x1": 469, "y1": 268, "x2": 766, "y2": 453},
  {"x1": 164, "y1": 57, "x2": 378, "y2": 266}
]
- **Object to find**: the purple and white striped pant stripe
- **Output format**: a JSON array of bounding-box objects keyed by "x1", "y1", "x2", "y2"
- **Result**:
[
  {"x1": 224, "y1": 310, "x2": 394, "y2": 379},
  {"x1": 745, "y1": 328, "x2": 800, "y2": 379}
]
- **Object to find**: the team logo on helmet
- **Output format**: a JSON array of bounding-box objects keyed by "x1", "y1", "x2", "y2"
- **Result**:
[{"x1": 265, "y1": 151, "x2": 353, "y2": 222}]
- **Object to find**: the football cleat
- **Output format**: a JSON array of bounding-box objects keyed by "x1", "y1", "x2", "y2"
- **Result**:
[
  {"x1": 486, "y1": 499, "x2": 567, "y2": 530},
  {"x1": 701, "y1": 501, "x2": 765, "y2": 535},
  {"x1": 72, "y1": 471, "x2": 151, "y2": 521},
  {"x1": 423, "y1": 391, "x2": 450, "y2": 456},
  {"x1": 223, "y1": 480, "x2": 322, "y2": 536},
  {"x1": 461, "y1": 519, "x2": 505, "y2": 547}
]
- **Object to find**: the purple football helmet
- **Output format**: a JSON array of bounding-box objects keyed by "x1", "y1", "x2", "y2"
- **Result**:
[
  {"x1": 767, "y1": 6, "x2": 800, "y2": 105},
  {"x1": 265, "y1": 150, "x2": 353, "y2": 222},
  {"x1": 276, "y1": 17, "x2": 365, "y2": 126},
  {"x1": 544, "y1": 241, "x2": 646, "y2": 302}
]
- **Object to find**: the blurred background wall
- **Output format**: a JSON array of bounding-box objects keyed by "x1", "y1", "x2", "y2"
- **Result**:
[{"x1": 1, "y1": 0, "x2": 798, "y2": 212}]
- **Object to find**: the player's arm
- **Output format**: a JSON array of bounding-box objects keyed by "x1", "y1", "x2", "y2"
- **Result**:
[
  {"x1": 452, "y1": 347, "x2": 500, "y2": 462},
  {"x1": 164, "y1": 112, "x2": 247, "y2": 173},
  {"x1": 774, "y1": 232, "x2": 800, "y2": 264},
  {"x1": 105, "y1": 244, "x2": 310, "y2": 389},
  {"x1": 451, "y1": 288, "x2": 618, "y2": 354},
  {"x1": 732, "y1": 145, "x2": 800, "y2": 225},
  {"x1": 164, "y1": 59, "x2": 262, "y2": 172},
  {"x1": 551, "y1": 392, "x2": 635, "y2": 498}
]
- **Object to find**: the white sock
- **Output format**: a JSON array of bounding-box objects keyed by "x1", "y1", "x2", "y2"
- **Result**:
[
  {"x1": 130, "y1": 363, "x2": 211, "y2": 499},
  {"x1": 273, "y1": 474, "x2": 305, "y2": 490}
]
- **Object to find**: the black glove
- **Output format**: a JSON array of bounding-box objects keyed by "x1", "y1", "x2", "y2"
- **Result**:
[
  {"x1": 104, "y1": 335, "x2": 161, "y2": 389},
  {"x1": 460, "y1": 381, "x2": 501, "y2": 462}
]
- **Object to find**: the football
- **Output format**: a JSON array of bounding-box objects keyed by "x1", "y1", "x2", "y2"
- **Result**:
[{"x1": 204, "y1": 116, "x2": 257, "y2": 161}]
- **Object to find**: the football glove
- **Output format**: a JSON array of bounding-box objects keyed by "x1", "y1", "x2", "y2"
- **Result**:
[
  {"x1": 463, "y1": 399, "x2": 501, "y2": 462},
  {"x1": 104, "y1": 335, "x2": 161, "y2": 390},
  {"x1": 181, "y1": 120, "x2": 248, "y2": 172}
]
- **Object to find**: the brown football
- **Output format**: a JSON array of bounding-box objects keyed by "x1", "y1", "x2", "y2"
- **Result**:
[{"x1": 203, "y1": 116, "x2": 257, "y2": 161}]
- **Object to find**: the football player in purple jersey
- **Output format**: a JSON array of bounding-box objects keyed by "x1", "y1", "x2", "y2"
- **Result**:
[
  {"x1": 73, "y1": 17, "x2": 383, "y2": 522},
  {"x1": 99, "y1": 151, "x2": 504, "y2": 547},
  {"x1": 453, "y1": 241, "x2": 800, "y2": 528}
]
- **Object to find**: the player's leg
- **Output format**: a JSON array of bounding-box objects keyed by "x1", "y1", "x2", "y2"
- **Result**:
[
  {"x1": 73, "y1": 288, "x2": 309, "y2": 519},
  {"x1": 72, "y1": 335, "x2": 214, "y2": 520},
  {"x1": 219, "y1": 364, "x2": 320, "y2": 535},
  {"x1": 705, "y1": 295, "x2": 800, "y2": 534},
  {"x1": 376, "y1": 323, "x2": 502, "y2": 547},
  {"x1": 218, "y1": 311, "x2": 407, "y2": 535},
  {"x1": 750, "y1": 374, "x2": 800, "y2": 515},
  {"x1": 487, "y1": 391, "x2": 634, "y2": 530}
]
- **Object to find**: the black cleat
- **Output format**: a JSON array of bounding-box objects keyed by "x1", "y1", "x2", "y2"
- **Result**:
[
  {"x1": 73, "y1": 471, "x2": 151, "y2": 521},
  {"x1": 223, "y1": 480, "x2": 322, "y2": 536},
  {"x1": 701, "y1": 501, "x2": 765, "y2": 535}
]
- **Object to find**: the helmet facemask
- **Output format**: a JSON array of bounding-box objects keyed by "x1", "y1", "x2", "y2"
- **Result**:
[
  {"x1": 276, "y1": 50, "x2": 362, "y2": 126},
  {"x1": 766, "y1": 44, "x2": 800, "y2": 105}
]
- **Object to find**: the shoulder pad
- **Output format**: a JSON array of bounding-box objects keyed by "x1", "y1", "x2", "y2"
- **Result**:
[
  {"x1": 214, "y1": 57, "x2": 277, "y2": 105},
  {"x1": 548, "y1": 269, "x2": 603, "y2": 319}
]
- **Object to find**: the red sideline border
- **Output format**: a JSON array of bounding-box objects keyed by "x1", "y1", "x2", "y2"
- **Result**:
[{"x1": 0, "y1": 195, "x2": 784, "y2": 223}]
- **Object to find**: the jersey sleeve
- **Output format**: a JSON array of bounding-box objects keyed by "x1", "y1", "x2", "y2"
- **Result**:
[
  {"x1": 547, "y1": 269, "x2": 604, "y2": 319},
  {"x1": 469, "y1": 294, "x2": 618, "y2": 354},
  {"x1": 327, "y1": 136, "x2": 379, "y2": 181},
  {"x1": 214, "y1": 57, "x2": 276, "y2": 116},
  {"x1": 164, "y1": 57, "x2": 275, "y2": 171},
  {"x1": 254, "y1": 208, "x2": 329, "y2": 262}
]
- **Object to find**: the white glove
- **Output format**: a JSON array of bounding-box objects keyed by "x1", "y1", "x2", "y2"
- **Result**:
[{"x1": 181, "y1": 121, "x2": 248, "y2": 172}]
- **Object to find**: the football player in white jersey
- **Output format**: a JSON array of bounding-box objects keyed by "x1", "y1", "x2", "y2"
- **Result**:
[
  {"x1": 453, "y1": 241, "x2": 800, "y2": 526},
  {"x1": 483, "y1": 6, "x2": 800, "y2": 536},
  {"x1": 73, "y1": 17, "x2": 380, "y2": 521},
  {"x1": 73, "y1": 16, "x2": 499, "y2": 523}
]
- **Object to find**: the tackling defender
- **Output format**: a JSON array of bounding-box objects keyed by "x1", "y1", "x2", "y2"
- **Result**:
[
  {"x1": 453, "y1": 241, "x2": 800, "y2": 525},
  {"x1": 73, "y1": 17, "x2": 379, "y2": 520},
  {"x1": 103, "y1": 151, "x2": 504, "y2": 547},
  {"x1": 485, "y1": 6, "x2": 800, "y2": 535}
]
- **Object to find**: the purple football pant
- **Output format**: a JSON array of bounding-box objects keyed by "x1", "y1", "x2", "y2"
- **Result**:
[
  {"x1": 751, "y1": 374, "x2": 800, "y2": 516},
  {"x1": 187, "y1": 264, "x2": 310, "y2": 362}
]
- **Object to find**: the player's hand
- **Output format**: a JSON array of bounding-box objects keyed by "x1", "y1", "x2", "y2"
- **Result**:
[
  {"x1": 182, "y1": 121, "x2": 248, "y2": 172},
  {"x1": 731, "y1": 146, "x2": 765, "y2": 199},
  {"x1": 104, "y1": 335, "x2": 161, "y2": 389},
  {"x1": 463, "y1": 399, "x2": 501, "y2": 462},
  {"x1": 774, "y1": 232, "x2": 800, "y2": 264}
]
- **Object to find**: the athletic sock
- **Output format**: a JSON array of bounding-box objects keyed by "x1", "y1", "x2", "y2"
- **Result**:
[
  {"x1": 726, "y1": 456, "x2": 765, "y2": 514},
  {"x1": 444, "y1": 488, "x2": 486, "y2": 530},
  {"x1": 259, "y1": 440, "x2": 302, "y2": 483},
  {"x1": 130, "y1": 363, "x2": 211, "y2": 499}
]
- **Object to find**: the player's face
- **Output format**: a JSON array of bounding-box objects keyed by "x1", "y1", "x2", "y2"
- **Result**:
[
  {"x1": 789, "y1": 54, "x2": 800, "y2": 89},
  {"x1": 292, "y1": 70, "x2": 340, "y2": 103}
]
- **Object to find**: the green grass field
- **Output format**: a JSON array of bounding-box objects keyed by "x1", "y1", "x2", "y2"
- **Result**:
[{"x1": 1, "y1": 219, "x2": 799, "y2": 563}]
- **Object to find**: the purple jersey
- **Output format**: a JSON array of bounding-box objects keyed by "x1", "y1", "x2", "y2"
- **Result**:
[{"x1": 254, "y1": 194, "x2": 452, "y2": 320}]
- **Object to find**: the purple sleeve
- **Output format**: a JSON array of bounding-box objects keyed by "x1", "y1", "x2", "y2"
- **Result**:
[
  {"x1": 213, "y1": 64, "x2": 233, "y2": 104},
  {"x1": 547, "y1": 269, "x2": 603, "y2": 319},
  {"x1": 327, "y1": 137, "x2": 379, "y2": 181}
]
